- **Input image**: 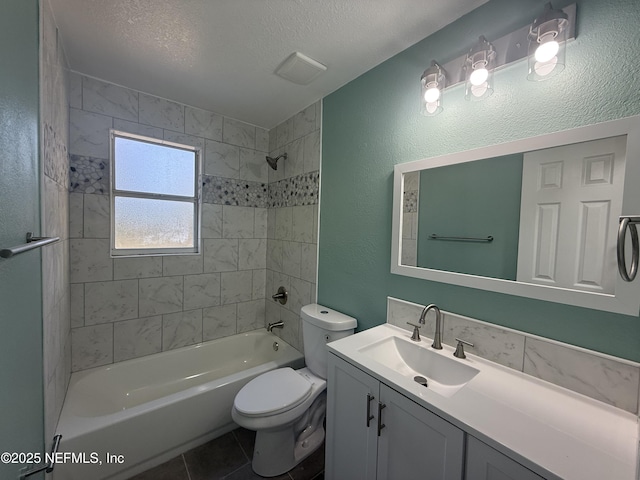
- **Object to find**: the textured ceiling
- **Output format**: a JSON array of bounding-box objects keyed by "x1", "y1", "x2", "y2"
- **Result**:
[{"x1": 49, "y1": 0, "x2": 487, "y2": 129}]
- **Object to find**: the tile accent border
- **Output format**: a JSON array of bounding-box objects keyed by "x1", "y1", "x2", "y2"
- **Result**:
[
  {"x1": 269, "y1": 171, "x2": 320, "y2": 208},
  {"x1": 202, "y1": 175, "x2": 268, "y2": 208},
  {"x1": 403, "y1": 190, "x2": 418, "y2": 213},
  {"x1": 387, "y1": 296, "x2": 640, "y2": 414},
  {"x1": 69, "y1": 155, "x2": 109, "y2": 194},
  {"x1": 70, "y1": 157, "x2": 319, "y2": 209}
]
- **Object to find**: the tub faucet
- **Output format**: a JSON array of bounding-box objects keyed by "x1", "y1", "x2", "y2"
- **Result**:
[
  {"x1": 419, "y1": 304, "x2": 442, "y2": 350},
  {"x1": 267, "y1": 321, "x2": 284, "y2": 332}
]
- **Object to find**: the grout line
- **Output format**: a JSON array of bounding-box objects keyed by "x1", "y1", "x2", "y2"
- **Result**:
[
  {"x1": 231, "y1": 429, "x2": 248, "y2": 461},
  {"x1": 182, "y1": 453, "x2": 193, "y2": 480}
]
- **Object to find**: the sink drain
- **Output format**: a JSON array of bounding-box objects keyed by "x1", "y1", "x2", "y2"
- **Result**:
[{"x1": 414, "y1": 375, "x2": 428, "y2": 387}]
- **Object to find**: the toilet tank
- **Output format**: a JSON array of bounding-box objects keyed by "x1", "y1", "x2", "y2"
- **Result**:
[{"x1": 301, "y1": 304, "x2": 357, "y2": 378}]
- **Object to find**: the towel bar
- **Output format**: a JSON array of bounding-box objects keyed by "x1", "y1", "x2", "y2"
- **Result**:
[{"x1": 0, "y1": 232, "x2": 60, "y2": 258}]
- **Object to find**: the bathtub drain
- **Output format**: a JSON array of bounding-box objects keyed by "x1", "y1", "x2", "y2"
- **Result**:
[{"x1": 273, "y1": 341, "x2": 279, "y2": 351}]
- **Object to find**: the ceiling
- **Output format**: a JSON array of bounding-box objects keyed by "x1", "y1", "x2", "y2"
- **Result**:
[{"x1": 49, "y1": 0, "x2": 487, "y2": 129}]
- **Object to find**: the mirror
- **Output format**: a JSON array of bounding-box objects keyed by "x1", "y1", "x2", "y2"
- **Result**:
[{"x1": 391, "y1": 116, "x2": 640, "y2": 315}]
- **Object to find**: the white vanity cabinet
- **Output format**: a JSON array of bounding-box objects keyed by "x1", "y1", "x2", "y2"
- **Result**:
[
  {"x1": 326, "y1": 353, "x2": 465, "y2": 480},
  {"x1": 465, "y1": 436, "x2": 544, "y2": 480},
  {"x1": 325, "y1": 324, "x2": 638, "y2": 480}
]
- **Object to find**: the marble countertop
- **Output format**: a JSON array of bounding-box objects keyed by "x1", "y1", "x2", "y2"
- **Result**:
[{"x1": 328, "y1": 324, "x2": 639, "y2": 480}]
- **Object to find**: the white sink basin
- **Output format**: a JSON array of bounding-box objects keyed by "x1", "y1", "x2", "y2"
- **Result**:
[{"x1": 358, "y1": 336, "x2": 479, "y2": 397}]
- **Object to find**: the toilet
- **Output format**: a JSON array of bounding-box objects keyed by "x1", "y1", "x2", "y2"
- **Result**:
[{"x1": 231, "y1": 303, "x2": 357, "y2": 477}]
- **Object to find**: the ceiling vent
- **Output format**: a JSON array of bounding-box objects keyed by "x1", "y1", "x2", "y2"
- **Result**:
[{"x1": 275, "y1": 52, "x2": 327, "y2": 85}]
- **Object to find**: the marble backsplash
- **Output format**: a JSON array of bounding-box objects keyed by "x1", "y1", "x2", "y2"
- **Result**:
[{"x1": 387, "y1": 296, "x2": 640, "y2": 414}]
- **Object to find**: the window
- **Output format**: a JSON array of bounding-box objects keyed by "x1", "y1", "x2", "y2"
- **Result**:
[{"x1": 110, "y1": 131, "x2": 201, "y2": 256}]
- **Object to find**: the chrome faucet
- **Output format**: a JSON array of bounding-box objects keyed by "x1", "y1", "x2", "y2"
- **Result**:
[
  {"x1": 419, "y1": 304, "x2": 442, "y2": 349},
  {"x1": 267, "y1": 320, "x2": 284, "y2": 332}
]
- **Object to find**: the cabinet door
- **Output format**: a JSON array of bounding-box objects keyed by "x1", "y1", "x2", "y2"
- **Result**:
[
  {"x1": 377, "y1": 384, "x2": 464, "y2": 480},
  {"x1": 325, "y1": 353, "x2": 380, "y2": 480},
  {"x1": 465, "y1": 436, "x2": 545, "y2": 480}
]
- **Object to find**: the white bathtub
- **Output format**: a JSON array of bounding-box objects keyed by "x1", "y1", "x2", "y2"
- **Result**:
[{"x1": 54, "y1": 330, "x2": 304, "y2": 480}]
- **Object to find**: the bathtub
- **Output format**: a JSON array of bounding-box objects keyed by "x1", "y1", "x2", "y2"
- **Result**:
[{"x1": 53, "y1": 329, "x2": 304, "y2": 480}]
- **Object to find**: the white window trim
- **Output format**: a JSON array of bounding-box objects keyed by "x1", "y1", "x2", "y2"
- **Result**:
[{"x1": 109, "y1": 130, "x2": 202, "y2": 257}]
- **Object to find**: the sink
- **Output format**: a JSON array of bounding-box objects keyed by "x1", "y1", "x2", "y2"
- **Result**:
[{"x1": 358, "y1": 336, "x2": 479, "y2": 397}]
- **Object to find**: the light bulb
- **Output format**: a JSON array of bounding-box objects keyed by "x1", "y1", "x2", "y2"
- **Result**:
[
  {"x1": 535, "y1": 40, "x2": 559, "y2": 63},
  {"x1": 471, "y1": 83, "x2": 488, "y2": 98},
  {"x1": 425, "y1": 102, "x2": 438, "y2": 114},
  {"x1": 423, "y1": 87, "x2": 441, "y2": 104},
  {"x1": 469, "y1": 68, "x2": 489, "y2": 87},
  {"x1": 534, "y1": 55, "x2": 558, "y2": 77}
]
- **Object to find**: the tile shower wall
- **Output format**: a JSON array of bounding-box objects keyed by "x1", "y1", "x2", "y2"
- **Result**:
[
  {"x1": 68, "y1": 75, "x2": 273, "y2": 371},
  {"x1": 41, "y1": 0, "x2": 71, "y2": 441},
  {"x1": 401, "y1": 171, "x2": 419, "y2": 266},
  {"x1": 265, "y1": 103, "x2": 321, "y2": 352},
  {"x1": 69, "y1": 74, "x2": 319, "y2": 371}
]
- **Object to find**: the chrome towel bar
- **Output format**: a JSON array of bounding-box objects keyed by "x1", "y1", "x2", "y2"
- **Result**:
[
  {"x1": 429, "y1": 234, "x2": 493, "y2": 243},
  {"x1": 0, "y1": 232, "x2": 60, "y2": 258}
]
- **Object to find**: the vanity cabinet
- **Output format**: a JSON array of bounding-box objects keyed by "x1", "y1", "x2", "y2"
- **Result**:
[
  {"x1": 465, "y1": 436, "x2": 544, "y2": 480},
  {"x1": 326, "y1": 353, "x2": 465, "y2": 480}
]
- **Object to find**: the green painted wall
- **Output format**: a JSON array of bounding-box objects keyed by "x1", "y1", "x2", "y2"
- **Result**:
[
  {"x1": 417, "y1": 154, "x2": 522, "y2": 279},
  {"x1": 0, "y1": 1, "x2": 44, "y2": 477},
  {"x1": 319, "y1": 0, "x2": 640, "y2": 361}
]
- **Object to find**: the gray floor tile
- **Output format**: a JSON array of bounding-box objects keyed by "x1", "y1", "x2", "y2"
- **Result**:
[
  {"x1": 130, "y1": 428, "x2": 325, "y2": 480},
  {"x1": 127, "y1": 455, "x2": 189, "y2": 480},
  {"x1": 184, "y1": 431, "x2": 249, "y2": 480},
  {"x1": 233, "y1": 427, "x2": 256, "y2": 460},
  {"x1": 222, "y1": 463, "x2": 290, "y2": 480},
  {"x1": 288, "y1": 442, "x2": 325, "y2": 480}
]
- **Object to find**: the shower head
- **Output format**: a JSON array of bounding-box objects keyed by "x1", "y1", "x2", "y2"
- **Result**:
[{"x1": 266, "y1": 153, "x2": 287, "y2": 170}]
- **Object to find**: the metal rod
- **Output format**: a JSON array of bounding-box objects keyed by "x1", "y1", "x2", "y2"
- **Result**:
[
  {"x1": 19, "y1": 434, "x2": 62, "y2": 479},
  {"x1": 429, "y1": 234, "x2": 493, "y2": 243},
  {"x1": 377, "y1": 403, "x2": 386, "y2": 437},
  {"x1": 366, "y1": 393, "x2": 375, "y2": 427},
  {"x1": 0, "y1": 233, "x2": 60, "y2": 258}
]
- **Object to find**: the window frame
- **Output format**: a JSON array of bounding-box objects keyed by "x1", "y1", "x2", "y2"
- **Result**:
[{"x1": 109, "y1": 130, "x2": 202, "y2": 257}]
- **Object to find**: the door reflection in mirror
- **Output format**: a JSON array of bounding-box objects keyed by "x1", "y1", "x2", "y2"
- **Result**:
[{"x1": 402, "y1": 135, "x2": 627, "y2": 295}]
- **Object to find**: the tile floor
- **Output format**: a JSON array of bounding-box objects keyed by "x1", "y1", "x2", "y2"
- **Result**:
[{"x1": 128, "y1": 428, "x2": 324, "y2": 480}]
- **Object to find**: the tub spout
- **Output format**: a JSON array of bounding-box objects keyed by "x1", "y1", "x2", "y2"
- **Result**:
[{"x1": 267, "y1": 321, "x2": 284, "y2": 332}]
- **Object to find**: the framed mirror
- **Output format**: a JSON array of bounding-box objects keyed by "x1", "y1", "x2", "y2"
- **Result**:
[{"x1": 391, "y1": 115, "x2": 640, "y2": 315}]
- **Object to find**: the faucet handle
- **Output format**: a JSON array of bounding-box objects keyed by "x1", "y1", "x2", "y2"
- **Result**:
[
  {"x1": 406, "y1": 322, "x2": 422, "y2": 342},
  {"x1": 453, "y1": 338, "x2": 474, "y2": 359}
]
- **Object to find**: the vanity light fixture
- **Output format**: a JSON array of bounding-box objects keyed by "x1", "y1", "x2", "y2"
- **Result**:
[
  {"x1": 420, "y1": 61, "x2": 446, "y2": 116},
  {"x1": 464, "y1": 36, "x2": 496, "y2": 101},
  {"x1": 419, "y1": 3, "x2": 576, "y2": 115},
  {"x1": 527, "y1": 2, "x2": 569, "y2": 81}
]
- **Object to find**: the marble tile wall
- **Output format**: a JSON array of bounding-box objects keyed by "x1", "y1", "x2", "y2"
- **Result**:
[
  {"x1": 41, "y1": 0, "x2": 71, "y2": 442},
  {"x1": 68, "y1": 74, "x2": 321, "y2": 370},
  {"x1": 69, "y1": 74, "x2": 272, "y2": 371},
  {"x1": 265, "y1": 103, "x2": 322, "y2": 352},
  {"x1": 387, "y1": 296, "x2": 640, "y2": 414},
  {"x1": 401, "y1": 171, "x2": 419, "y2": 266}
]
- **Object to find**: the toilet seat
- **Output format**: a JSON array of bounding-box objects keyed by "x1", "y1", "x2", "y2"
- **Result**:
[{"x1": 235, "y1": 368, "x2": 312, "y2": 417}]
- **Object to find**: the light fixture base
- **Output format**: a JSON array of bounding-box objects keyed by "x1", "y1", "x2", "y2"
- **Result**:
[{"x1": 437, "y1": 3, "x2": 576, "y2": 91}]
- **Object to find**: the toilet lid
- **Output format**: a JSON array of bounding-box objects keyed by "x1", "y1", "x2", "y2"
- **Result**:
[{"x1": 235, "y1": 368, "x2": 312, "y2": 416}]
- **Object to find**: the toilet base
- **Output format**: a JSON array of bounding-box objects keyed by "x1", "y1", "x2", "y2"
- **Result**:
[{"x1": 251, "y1": 394, "x2": 326, "y2": 477}]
